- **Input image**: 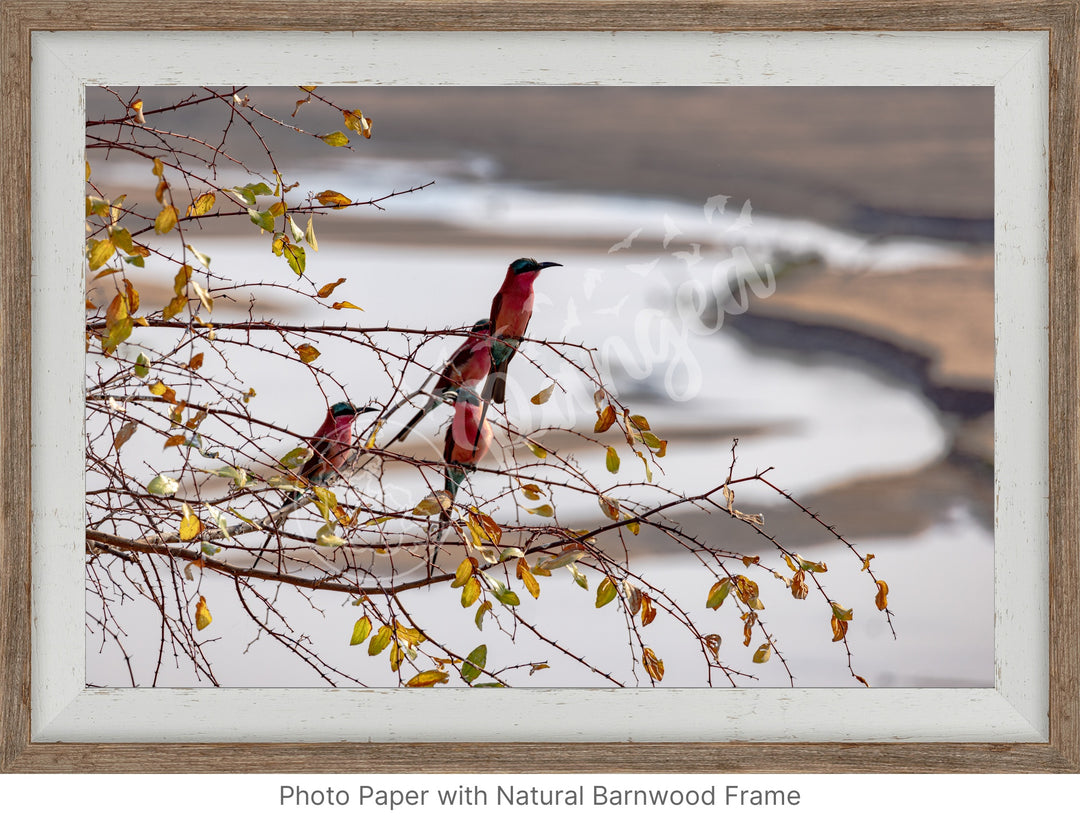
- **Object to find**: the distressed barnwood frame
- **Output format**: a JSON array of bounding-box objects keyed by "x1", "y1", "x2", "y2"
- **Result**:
[{"x1": 1, "y1": 0, "x2": 1077, "y2": 773}]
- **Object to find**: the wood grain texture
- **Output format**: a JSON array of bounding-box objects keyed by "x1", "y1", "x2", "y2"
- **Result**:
[
  {"x1": 2, "y1": 0, "x2": 1078, "y2": 774},
  {"x1": 0, "y1": 0, "x2": 34, "y2": 774}
]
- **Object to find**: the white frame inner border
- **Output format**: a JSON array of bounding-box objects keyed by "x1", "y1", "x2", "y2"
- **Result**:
[{"x1": 29, "y1": 30, "x2": 1048, "y2": 743}]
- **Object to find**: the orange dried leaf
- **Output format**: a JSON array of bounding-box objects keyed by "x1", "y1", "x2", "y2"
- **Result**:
[
  {"x1": 874, "y1": 579, "x2": 889, "y2": 611},
  {"x1": 594, "y1": 405, "x2": 616, "y2": 433}
]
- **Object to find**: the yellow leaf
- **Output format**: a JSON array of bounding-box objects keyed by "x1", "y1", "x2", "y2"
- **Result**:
[
  {"x1": 190, "y1": 281, "x2": 213, "y2": 314},
  {"x1": 85, "y1": 160, "x2": 91, "y2": 181},
  {"x1": 194, "y1": 596, "x2": 212, "y2": 630},
  {"x1": 517, "y1": 558, "x2": 540, "y2": 599},
  {"x1": 164, "y1": 434, "x2": 185, "y2": 448},
  {"x1": 148, "y1": 380, "x2": 176, "y2": 403},
  {"x1": 319, "y1": 131, "x2": 350, "y2": 147},
  {"x1": 350, "y1": 616, "x2": 372, "y2": 646},
  {"x1": 875, "y1": 580, "x2": 889, "y2": 611},
  {"x1": 317, "y1": 277, "x2": 346, "y2": 298},
  {"x1": 530, "y1": 383, "x2": 555, "y2": 405},
  {"x1": 304, "y1": 216, "x2": 319, "y2": 251},
  {"x1": 187, "y1": 352, "x2": 204, "y2": 372},
  {"x1": 413, "y1": 491, "x2": 452, "y2": 516},
  {"x1": 105, "y1": 292, "x2": 129, "y2": 328},
  {"x1": 188, "y1": 192, "x2": 216, "y2": 216},
  {"x1": 861, "y1": 553, "x2": 875, "y2": 572},
  {"x1": 88, "y1": 237, "x2": 115, "y2": 270},
  {"x1": 162, "y1": 295, "x2": 188, "y2": 321},
  {"x1": 344, "y1": 109, "x2": 372, "y2": 138},
  {"x1": 110, "y1": 227, "x2": 134, "y2": 254},
  {"x1": 154, "y1": 205, "x2": 178, "y2": 234},
  {"x1": 269, "y1": 201, "x2": 286, "y2": 217},
  {"x1": 753, "y1": 642, "x2": 772, "y2": 663},
  {"x1": 295, "y1": 343, "x2": 320, "y2": 363},
  {"x1": 368, "y1": 625, "x2": 392, "y2": 656},
  {"x1": 526, "y1": 504, "x2": 554, "y2": 518},
  {"x1": 315, "y1": 190, "x2": 351, "y2": 209},
  {"x1": 332, "y1": 301, "x2": 363, "y2": 311},
  {"x1": 151, "y1": 157, "x2": 164, "y2": 178},
  {"x1": 179, "y1": 503, "x2": 202, "y2": 541},
  {"x1": 461, "y1": 577, "x2": 481, "y2": 607},
  {"x1": 406, "y1": 670, "x2": 450, "y2": 688},
  {"x1": 525, "y1": 439, "x2": 548, "y2": 459},
  {"x1": 452, "y1": 557, "x2": 476, "y2": 588}
]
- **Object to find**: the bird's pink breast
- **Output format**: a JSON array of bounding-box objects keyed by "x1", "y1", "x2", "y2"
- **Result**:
[{"x1": 450, "y1": 402, "x2": 493, "y2": 464}]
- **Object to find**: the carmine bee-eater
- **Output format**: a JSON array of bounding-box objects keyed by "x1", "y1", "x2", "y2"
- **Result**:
[
  {"x1": 481, "y1": 257, "x2": 563, "y2": 405},
  {"x1": 255, "y1": 401, "x2": 375, "y2": 567},
  {"x1": 387, "y1": 319, "x2": 492, "y2": 446},
  {"x1": 431, "y1": 386, "x2": 494, "y2": 575},
  {"x1": 287, "y1": 401, "x2": 376, "y2": 502}
]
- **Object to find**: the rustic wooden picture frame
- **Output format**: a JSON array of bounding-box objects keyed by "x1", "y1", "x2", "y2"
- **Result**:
[{"x1": 1, "y1": 0, "x2": 1077, "y2": 773}]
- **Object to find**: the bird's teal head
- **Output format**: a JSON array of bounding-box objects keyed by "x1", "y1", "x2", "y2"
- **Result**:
[
  {"x1": 330, "y1": 402, "x2": 376, "y2": 418},
  {"x1": 509, "y1": 257, "x2": 562, "y2": 277},
  {"x1": 471, "y1": 318, "x2": 491, "y2": 332}
]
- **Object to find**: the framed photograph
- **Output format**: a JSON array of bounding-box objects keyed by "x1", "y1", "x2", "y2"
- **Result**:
[{"x1": 2, "y1": 1, "x2": 1077, "y2": 773}]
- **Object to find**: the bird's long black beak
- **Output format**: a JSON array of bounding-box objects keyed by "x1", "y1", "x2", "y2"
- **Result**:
[{"x1": 538, "y1": 261, "x2": 563, "y2": 270}]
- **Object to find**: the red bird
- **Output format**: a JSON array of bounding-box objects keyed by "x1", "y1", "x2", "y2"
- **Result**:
[
  {"x1": 431, "y1": 387, "x2": 494, "y2": 574},
  {"x1": 481, "y1": 257, "x2": 562, "y2": 404},
  {"x1": 388, "y1": 318, "x2": 491, "y2": 446},
  {"x1": 287, "y1": 401, "x2": 375, "y2": 501}
]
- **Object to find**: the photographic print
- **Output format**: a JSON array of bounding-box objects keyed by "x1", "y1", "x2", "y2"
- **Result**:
[{"x1": 83, "y1": 85, "x2": 993, "y2": 690}]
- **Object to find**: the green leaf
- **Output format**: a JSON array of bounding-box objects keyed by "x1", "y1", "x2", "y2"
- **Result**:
[
  {"x1": 206, "y1": 503, "x2": 231, "y2": 540},
  {"x1": 228, "y1": 186, "x2": 257, "y2": 206},
  {"x1": 287, "y1": 215, "x2": 305, "y2": 244},
  {"x1": 349, "y1": 616, "x2": 372, "y2": 646},
  {"x1": 279, "y1": 445, "x2": 313, "y2": 469},
  {"x1": 147, "y1": 473, "x2": 179, "y2": 496},
  {"x1": 101, "y1": 317, "x2": 133, "y2": 354},
  {"x1": 248, "y1": 208, "x2": 275, "y2": 232},
  {"x1": 706, "y1": 578, "x2": 731, "y2": 610},
  {"x1": 461, "y1": 644, "x2": 487, "y2": 683},
  {"x1": 245, "y1": 182, "x2": 274, "y2": 196},
  {"x1": 205, "y1": 466, "x2": 250, "y2": 489},
  {"x1": 595, "y1": 576, "x2": 618, "y2": 608},
  {"x1": 605, "y1": 446, "x2": 620, "y2": 474},
  {"x1": 474, "y1": 600, "x2": 492, "y2": 630},
  {"x1": 133, "y1": 352, "x2": 150, "y2": 377}
]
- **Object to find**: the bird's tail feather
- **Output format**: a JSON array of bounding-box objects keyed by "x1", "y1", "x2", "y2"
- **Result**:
[{"x1": 483, "y1": 371, "x2": 507, "y2": 404}]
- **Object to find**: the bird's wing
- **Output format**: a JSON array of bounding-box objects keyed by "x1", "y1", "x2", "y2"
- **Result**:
[{"x1": 488, "y1": 290, "x2": 504, "y2": 338}]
